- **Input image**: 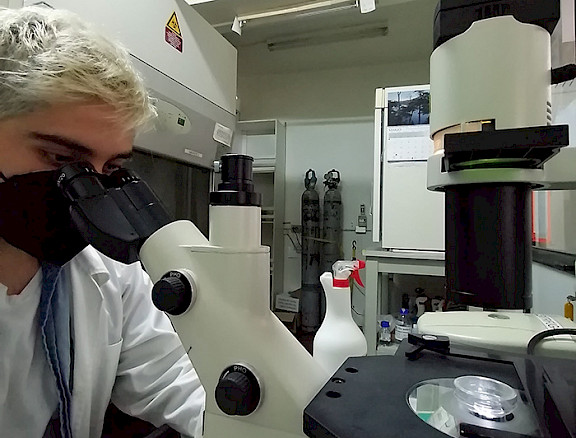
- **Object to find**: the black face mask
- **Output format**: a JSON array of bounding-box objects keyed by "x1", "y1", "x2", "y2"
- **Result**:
[{"x1": 0, "y1": 170, "x2": 88, "y2": 266}]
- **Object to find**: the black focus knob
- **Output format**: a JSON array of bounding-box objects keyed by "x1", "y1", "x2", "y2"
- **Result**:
[
  {"x1": 215, "y1": 365, "x2": 261, "y2": 416},
  {"x1": 152, "y1": 272, "x2": 193, "y2": 315}
]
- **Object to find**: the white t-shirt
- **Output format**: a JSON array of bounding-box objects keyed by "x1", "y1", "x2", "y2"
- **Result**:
[{"x1": 0, "y1": 270, "x2": 59, "y2": 437}]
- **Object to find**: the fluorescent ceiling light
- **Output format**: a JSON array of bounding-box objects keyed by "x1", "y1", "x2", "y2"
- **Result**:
[
  {"x1": 267, "y1": 24, "x2": 388, "y2": 51},
  {"x1": 287, "y1": 3, "x2": 358, "y2": 19},
  {"x1": 238, "y1": 0, "x2": 358, "y2": 23},
  {"x1": 212, "y1": 0, "x2": 377, "y2": 34},
  {"x1": 185, "y1": 0, "x2": 216, "y2": 4}
]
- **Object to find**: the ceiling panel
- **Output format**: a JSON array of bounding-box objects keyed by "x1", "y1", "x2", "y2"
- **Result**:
[{"x1": 191, "y1": 0, "x2": 437, "y2": 73}]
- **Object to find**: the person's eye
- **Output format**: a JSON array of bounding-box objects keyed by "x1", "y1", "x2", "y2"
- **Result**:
[
  {"x1": 104, "y1": 165, "x2": 120, "y2": 175},
  {"x1": 103, "y1": 161, "x2": 128, "y2": 175},
  {"x1": 41, "y1": 150, "x2": 75, "y2": 166}
]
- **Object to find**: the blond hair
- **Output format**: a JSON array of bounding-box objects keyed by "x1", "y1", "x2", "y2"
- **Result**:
[{"x1": 0, "y1": 6, "x2": 156, "y2": 130}]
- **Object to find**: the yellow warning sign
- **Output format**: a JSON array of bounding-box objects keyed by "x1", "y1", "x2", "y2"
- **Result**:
[{"x1": 166, "y1": 12, "x2": 181, "y2": 36}]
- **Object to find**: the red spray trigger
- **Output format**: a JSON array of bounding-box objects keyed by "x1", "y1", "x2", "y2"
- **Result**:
[
  {"x1": 351, "y1": 260, "x2": 365, "y2": 287},
  {"x1": 332, "y1": 260, "x2": 366, "y2": 288}
]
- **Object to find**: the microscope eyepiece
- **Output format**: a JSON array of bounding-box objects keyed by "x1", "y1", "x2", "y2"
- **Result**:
[
  {"x1": 55, "y1": 161, "x2": 107, "y2": 201},
  {"x1": 210, "y1": 154, "x2": 262, "y2": 207},
  {"x1": 54, "y1": 161, "x2": 172, "y2": 265},
  {"x1": 218, "y1": 154, "x2": 255, "y2": 193},
  {"x1": 108, "y1": 168, "x2": 140, "y2": 187}
]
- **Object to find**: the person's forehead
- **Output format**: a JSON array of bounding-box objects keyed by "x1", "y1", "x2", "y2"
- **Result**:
[{"x1": 22, "y1": 102, "x2": 135, "y2": 153}]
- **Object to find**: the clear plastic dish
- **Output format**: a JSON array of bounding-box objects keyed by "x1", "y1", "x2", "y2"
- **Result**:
[{"x1": 454, "y1": 375, "x2": 518, "y2": 420}]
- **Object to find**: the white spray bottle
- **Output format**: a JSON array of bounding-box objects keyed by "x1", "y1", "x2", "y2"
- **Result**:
[{"x1": 313, "y1": 260, "x2": 368, "y2": 375}]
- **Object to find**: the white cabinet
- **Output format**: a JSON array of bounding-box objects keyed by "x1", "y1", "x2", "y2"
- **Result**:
[{"x1": 235, "y1": 120, "x2": 286, "y2": 306}]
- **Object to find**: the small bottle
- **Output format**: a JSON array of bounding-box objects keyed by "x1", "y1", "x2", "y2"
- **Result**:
[
  {"x1": 394, "y1": 308, "x2": 412, "y2": 343},
  {"x1": 378, "y1": 320, "x2": 392, "y2": 346},
  {"x1": 414, "y1": 288, "x2": 429, "y2": 318},
  {"x1": 415, "y1": 296, "x2": 428, "y2": 318},
  {"x1": 565, "y1": 295, "x2": 575, "y2": 321}
]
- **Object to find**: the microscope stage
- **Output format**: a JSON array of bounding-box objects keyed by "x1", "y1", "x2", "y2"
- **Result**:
[{"x1": 417, "y1": 311, "x2": 576, "y2": 359}]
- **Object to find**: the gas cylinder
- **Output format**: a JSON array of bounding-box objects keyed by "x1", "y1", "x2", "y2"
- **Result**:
[
  {"x1": 301, "y1": 169, "x2": 321, "y2": 332},
  {"x1": 321, "y1": 169, "x2": 342, "y2": 275}
]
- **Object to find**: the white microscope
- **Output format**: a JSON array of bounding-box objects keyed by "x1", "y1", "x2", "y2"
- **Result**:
[
  {"x1": 419, "y1": 0, "x2": 576, "y2": 358},
  {"x1": 56, "y1": 154, "x2": 331, "y2": 438}
]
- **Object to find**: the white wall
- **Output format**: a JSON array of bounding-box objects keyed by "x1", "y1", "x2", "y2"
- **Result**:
[
  {"x1": 547, "y1": 190, "x2": 576, "y2": 254},
  {"x1": 282, "y1": 118, "x2": 375, "y2": 294},
  {"x1": 532, "y1": 262, "x2": 576, "y2": 316},
  {"x1": 541, "y1": 82, "x2": 576, "y2": 254},
  {"x1": 238, "y1": 60, "x2": 430, "y2": 120},
  {"x1": 236, "y1": 59, "x2": 430, "y2": 295}
]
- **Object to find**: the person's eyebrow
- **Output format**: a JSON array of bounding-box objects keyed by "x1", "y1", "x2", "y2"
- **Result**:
[
  {"x1": 30, "y1": 132, "x2": 133, "y2": 161},
  {"x1": 30, "y1": 132, "x2": 95, "y2": 156}
]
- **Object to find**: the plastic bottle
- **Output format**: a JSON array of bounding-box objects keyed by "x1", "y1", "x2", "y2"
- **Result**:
[
  {"x1": 415, "y1": 296, "x2": 428, "y2": 318},
  {"x1": 394, "y1": 308, "x2": 412, "y2": 343},
  {"x1": 378, "y1": 320, "x2": 392, "y2": 346},
  {"x1": 431, "y1": 297, "x2": 445, "y2": 312},
  {"x1": 415, "y1": 288, "x2": 430, "y2": 317},
  {"x1": 314, "y1": 260, "x2": 368, "y2": 375}
]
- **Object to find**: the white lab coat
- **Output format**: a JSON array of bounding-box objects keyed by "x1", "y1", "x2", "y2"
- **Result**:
[{"x1": 65, "y1": 245, "x2": 205, "y2": 437}]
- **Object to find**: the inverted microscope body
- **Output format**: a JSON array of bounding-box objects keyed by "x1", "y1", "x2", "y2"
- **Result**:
[{"x1": 141, "y1": 207, "x2": 329, "y2": 437}]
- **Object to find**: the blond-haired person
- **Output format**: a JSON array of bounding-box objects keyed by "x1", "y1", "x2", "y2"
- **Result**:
[{"x1": 0, "y1": 7, "x2": 205, "y2": 437}]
